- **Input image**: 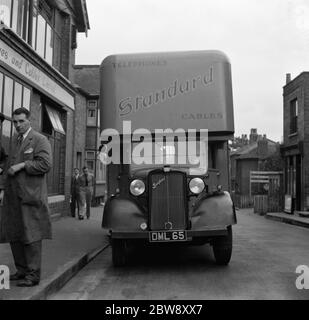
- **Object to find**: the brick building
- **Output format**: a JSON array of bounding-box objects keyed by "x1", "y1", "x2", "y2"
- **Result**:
[
  {"x1": 0, "y1": 0, "x2": 90, "y2": 217},
  {"x1": 73, "y1": 65, "x2": 106, "y2": 204},
  {"x1": 281, "y1": 72, "x2": 309, "y2": 213},
  {"x1": 230, "y1": 129, "x2": 279, "y2": 199}
]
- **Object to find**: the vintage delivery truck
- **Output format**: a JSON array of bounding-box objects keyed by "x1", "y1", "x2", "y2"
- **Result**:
[{"x1": 99, "y1": 50, "x2": 236, "y2": 266}]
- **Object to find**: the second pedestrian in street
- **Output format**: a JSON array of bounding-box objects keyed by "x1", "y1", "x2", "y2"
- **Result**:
[
  {"x1": 0, "y1": 107, "x2": 53, "y2": 287},
  {"x1": 78, "y1": 166, "x2": 95, "y2": 220},
  {"x1": 70, "y1": 168, "x2": 81, "y2": 218}
]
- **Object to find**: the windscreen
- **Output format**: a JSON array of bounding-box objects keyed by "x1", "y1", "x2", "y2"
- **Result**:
[{"x1": 128, "y1": 139, "x2": 213, "y2": 176}]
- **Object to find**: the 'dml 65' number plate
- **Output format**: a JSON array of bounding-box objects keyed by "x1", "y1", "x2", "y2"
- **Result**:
[{"x1": 149, "y1": 230, "x2": 187, "y2": 242}]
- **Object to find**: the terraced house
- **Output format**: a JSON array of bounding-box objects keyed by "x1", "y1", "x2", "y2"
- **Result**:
[{"x1": 0, "y1": 0, "x2": 90, "y2": 217}]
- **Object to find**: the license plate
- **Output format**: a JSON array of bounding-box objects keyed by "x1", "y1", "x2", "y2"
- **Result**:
[{"x1": 149, "y1": 230, "x2": 187, "y2": 242}]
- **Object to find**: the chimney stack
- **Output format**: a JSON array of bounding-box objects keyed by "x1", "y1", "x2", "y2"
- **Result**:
[
  {"x1": 257, "y1": 136, "x2": 268, "y2": 158},
  {"x1": 286, "y1": 73, "x2": 291, "y2": 84},
  {"x1": 249, "y1": 128, "x2": 258, "y2": 143}
]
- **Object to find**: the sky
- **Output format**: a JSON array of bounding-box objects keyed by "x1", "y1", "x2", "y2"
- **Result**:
[{"x1": 76, "y1": 0, "x2": 309, "y2": 142}]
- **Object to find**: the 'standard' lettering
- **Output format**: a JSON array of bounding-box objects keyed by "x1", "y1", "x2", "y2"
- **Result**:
[{"x1": 118, "y1": 67, "x2": 214, "y2": 116}]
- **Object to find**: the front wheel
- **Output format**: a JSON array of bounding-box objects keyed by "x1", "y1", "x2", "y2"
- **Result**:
[
  {"x1": 212, "y1": 226, "x2": 233, "y2": 265},
  {"x1": 112, "y1": 239, "x2": 127, "y2": 267}
]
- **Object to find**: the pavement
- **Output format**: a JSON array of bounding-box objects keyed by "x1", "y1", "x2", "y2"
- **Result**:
[
  {"x1": 0, "y1": 206, "x2": 109, "y2": 300},
  {"x1": 236, "y1": 206, "x2": 309, "y2": 229},
  {"x1": 266, "y1": 211, "x2": 309, "y2": 229}
]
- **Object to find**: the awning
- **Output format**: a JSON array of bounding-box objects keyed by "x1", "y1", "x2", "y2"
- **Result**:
[{"x1": 45, "y1": 105, "x2": 66, "y2": 135}]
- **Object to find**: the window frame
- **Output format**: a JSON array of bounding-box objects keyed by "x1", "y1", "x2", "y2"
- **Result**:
[
  {"x1": 289, "y1": 99, "x2": 298, "y2": 135},
  {"x1": 0, "y1": 68, "x2": 32, "y2": 119}
]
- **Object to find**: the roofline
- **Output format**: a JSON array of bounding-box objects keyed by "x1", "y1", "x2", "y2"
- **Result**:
[
  {"x1": 283, "y1": 71, "x2": 309, "y2": 89},
  {"x1": 73, "y1": 65, "x2": 100, "y2": 69},
  {"x1": 74, "y1": 85, "x2": 99, "y2": 98}
]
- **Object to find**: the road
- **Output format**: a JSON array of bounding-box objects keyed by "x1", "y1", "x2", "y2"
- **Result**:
[{"x1": 49, "y1": 209, "x2": 309, "y2": 300}]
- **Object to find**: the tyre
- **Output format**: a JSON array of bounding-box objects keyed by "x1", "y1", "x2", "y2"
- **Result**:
[
  {"x1": 112, "y1": 239, "x2": 127, "y2": 267},
  {"x1": 212, "y1": 226, "x2": 233, "y2": 265}
]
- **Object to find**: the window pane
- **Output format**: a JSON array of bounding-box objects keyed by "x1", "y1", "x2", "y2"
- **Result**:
[
  {"x1": 53, "y1": 110, "x2": 65, "y2": 133},
  {"x1": 87, "y1": 109, "x2": 96, "y2": 126},
  {"x1": 0, "y1": 73, "x2": 3, "y2": 113},
  {"x1": 45, "y1": 23, "x2": 53, "y2": 64},
  {"x1": 1, "y1": 119, "x2": 12, "y2": 152},
  {"x1": 32, "y1": 6, "x2": 37, "y2": 48},
  {"x1": 86, "y1": 160, "x2": 94, "y2": 171},
  {"x1": 13, "y1": 81, "x2": 22, "y2": 110},
  {"x1": 3, "y1": 76, "x2": 13, "y2": 117},
  {"x1": 23, "y1": 87, "x2": 31, "y2": 110},
  {"x1": 0, "y1": 0, "x2": 12, "y2": 27},
  {"x1": 53, "y1": 33, "x2": 61, "y2": 71},
  {"x1": 86, "y1": 151, "x2": 95, "y2": 159},
  {"x1": 36, "y1": 14, "x2": 46, "y2": 58},
  {"x1": 11, "y1": 0, "x2": 24, "y2": 37}
]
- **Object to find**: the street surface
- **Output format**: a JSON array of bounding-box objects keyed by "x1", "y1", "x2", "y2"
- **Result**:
[{"x1": 49, "y1": 209, "x2": 309, "y2": 300}]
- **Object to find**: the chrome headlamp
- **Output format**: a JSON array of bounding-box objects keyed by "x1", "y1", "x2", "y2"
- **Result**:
[
  {"x1": 130, "y1": 179, "x2": 146, "y2": 196},
  {"x1": 189, "y1": 178, "x2": 205, "y2": 194}
]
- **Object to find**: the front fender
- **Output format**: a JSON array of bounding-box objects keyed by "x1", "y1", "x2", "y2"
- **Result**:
[
  {"x1": 191, "y1": 191, "x2": 236, "y2": 230},
  {"x1": 102, "y1": 196, "x2": 146, "y2": 231}
]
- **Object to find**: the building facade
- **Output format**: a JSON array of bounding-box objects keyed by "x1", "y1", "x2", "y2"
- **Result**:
[
  {"x1": 0, "y1": 0, "x2": 89, "y2": 217},
  {"x1": 281, "y1": 72, "x2": 309, "y2": 213},
  {"x1": 230, "y1": 129, "x2": 280, "y2": 207},
  {"x1": 73, "y1": 65, "x2": 106, "y2": 204}
]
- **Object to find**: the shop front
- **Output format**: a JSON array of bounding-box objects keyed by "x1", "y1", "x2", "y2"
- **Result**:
[{"x1": 0, "y1": 33, "x2": 75, "y2": 216}]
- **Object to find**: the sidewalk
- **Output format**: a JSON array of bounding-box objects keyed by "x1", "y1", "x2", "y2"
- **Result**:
[
  {"x1": 265, "y1": 211, "x2": 309, "y2": 229},
  {"x1": 0, "y1": 206, "x2": 109, "y2": 300}
]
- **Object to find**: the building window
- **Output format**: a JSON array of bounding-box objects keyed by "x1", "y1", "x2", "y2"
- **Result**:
[
  {"x1": 290, "y1": 99, "x2": 298, "y2": 134},
  {"x1": 41, "y1": 102, "x2": 66, "y2": 196},
  {"x1": 86, "y1": 160, "x2": 95, "y2": 172},
  {"x1": 76, "y1": 152, "x2": 82, "y2": 170},
  {"x1": 87, "y1": 106, "x2": 97, "y2": 126},
  {"x1": 0, "y1": 70, "x2": 31, "y2": 119},
  {"x1": 0, "y1": 0, "x2": 63, "y2": 70},
  {"x1": 85, "y1": 151, "x2": 95, "y2": 174},
  {"x1": 0, "y1": 0, "x2": 29, "y2": 39},
  {"x1": 1, "y1": 119, "x2": 12, "y2": 154},
  {"x1": 0, "y1": 69, "x2": 31, "y2": 160}
]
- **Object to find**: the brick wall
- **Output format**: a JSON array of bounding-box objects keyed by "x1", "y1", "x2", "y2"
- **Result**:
[
  {"x1": 60, "y1": 14, "x2": 71, "y2": 79},
  {"x1": 73, "y1": 92, "x2": 87, "y2": 169}
]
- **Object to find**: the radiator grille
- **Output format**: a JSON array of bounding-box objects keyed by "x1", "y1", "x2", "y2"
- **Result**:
[{"x1": 149, "y1": 171, "x2": 187, "y2": 230}]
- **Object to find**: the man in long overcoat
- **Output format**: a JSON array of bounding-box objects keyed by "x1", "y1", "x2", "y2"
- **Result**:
[
  {"x1": 0, "y1": 107, "x2": 52, "y2": 287},
  {"x1": 70, "y1": 168, "x2": 81, "y2": 217}
]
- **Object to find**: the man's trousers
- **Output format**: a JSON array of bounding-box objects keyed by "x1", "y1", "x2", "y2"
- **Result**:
[{"x1": 10, "y1": 241, "x2": 42, "y2": 282}]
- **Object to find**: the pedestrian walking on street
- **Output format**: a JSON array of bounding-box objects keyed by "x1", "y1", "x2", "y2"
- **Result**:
[
  {"x1": 78, "y1": 166, "x2": 95, "y2": 220},
  {"x1": 0, "y1": 107, "x2": 53, "y2": 287},
  {"x1": 70, "y1": 168, "x2": 81, "y2": 218}
]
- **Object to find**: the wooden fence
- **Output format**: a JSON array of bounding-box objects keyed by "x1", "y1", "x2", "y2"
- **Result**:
[{"x1": 232, "y1": 171, "x2": 283, "y2": 212}]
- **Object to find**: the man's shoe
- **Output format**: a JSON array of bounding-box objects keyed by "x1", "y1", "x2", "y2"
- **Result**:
[
  {"x1": 10, "y1": 272, "x2": 26, "y2": 281},
  {"x1": 17, "y1": 278, "x2": 39, "y2": 287},
  {"x1": 78, "y1": 215, "x2": 84, "y2": 220}
]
